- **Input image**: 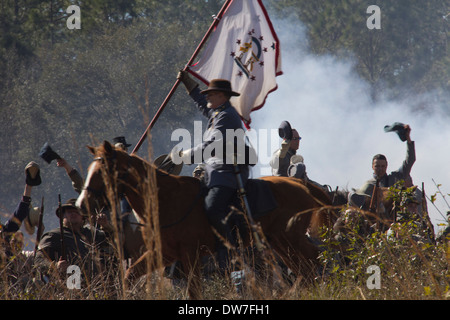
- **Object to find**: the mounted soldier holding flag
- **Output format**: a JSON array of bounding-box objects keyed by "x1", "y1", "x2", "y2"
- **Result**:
[{"x1": 174, "y1": 71, "x2": 256, "y2": 274}]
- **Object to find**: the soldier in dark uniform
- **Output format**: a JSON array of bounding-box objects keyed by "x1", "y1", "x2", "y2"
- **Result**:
[
  {"x1": 1, "y1": 162, "x2": 41, "y2": 255},
  {"x1": 176, "y1": 70, "x2": 254, "y2": 274},
  {"x1": 1, "y1": 162, "x2": 41, "y2": 286},
  {"x1": 34, "y1": 199, "x2": 112, "y2": 281},
  {"x1": 350, "y1": 124, "x2": 416, "y2": 209}
]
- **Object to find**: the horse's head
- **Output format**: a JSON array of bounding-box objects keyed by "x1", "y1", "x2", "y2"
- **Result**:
[{"x1": 76, "y1": 140, "x2": 136, "y2": 216}]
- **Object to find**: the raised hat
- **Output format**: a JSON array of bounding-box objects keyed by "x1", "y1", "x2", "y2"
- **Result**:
[
  {"x1": 200, "y1": 79, "x2": 240, "y2": 96},
  {"x1": 39, "y1": 142, "x2": 61, "y2": 164},
  {"x1": 25, "y1": 161, "x2": 42, "y2": 186},
  {"x1": 24, "y1": 206, "x2": 42, "y2": 235},
  {"x1": 384, "y1": 122, "x2": 407, "y2": 142},
  {"x1": 278, "y1": 121, "x2": 293, "y2": 140}
]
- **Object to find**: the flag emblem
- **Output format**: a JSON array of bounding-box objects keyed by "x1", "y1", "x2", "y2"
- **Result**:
[{"x1": 189, "y1": 0, "x2": 282, "y2": 127}]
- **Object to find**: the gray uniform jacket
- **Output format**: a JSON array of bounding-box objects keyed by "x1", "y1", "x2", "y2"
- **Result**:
[
  {"x1": 358, "y1": 141, "x2": 416, "y2": 196},
  {"x1": 186, "y1": 87, "x2": 249, "y2": 189}
]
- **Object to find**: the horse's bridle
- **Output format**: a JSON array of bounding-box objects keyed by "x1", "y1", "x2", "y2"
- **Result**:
[
  {"x1": 82, "y1": 157, "x2": 106, "y2": 197},
  {"x1": 83, "y1": 152, "x2": 132, "y2": 200}
]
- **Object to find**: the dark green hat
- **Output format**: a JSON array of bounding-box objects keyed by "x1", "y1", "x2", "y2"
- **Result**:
[{"x1": 56, "y1": 198, "x2": 80, "y2": 218}]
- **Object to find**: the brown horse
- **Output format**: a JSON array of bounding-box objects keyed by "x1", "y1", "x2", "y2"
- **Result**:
[{"x1": 76, "y1": 141, "x2": 330, "y2": 299}]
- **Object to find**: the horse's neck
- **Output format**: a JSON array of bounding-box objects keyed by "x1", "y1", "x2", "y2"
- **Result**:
[
  {"x1": 120, "y1": 155, "x2": 153, "y2": 216},
  {"x1": 120, "y1": 155, "x2": 173, "y2": 219}
]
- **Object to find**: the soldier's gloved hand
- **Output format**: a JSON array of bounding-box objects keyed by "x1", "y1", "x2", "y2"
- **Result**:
[
  {"x1": 169, "y1": 147, "x2": 192, "y2": 165},
  {"x1": 177, "y1": 70, "x2": 198, "y2": 94},
  {"x1": 25, "y1": 161, "x2": 42, "y2": 186},
  {"x1": 57, "y1": 257, "x2": 69, "y2": 275},
  {"x1": 279, "y1": 139, "x2": 290, "y2": 159}
]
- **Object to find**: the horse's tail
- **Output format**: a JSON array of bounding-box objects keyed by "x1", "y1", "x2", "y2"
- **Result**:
[
  {"x1": 286, "y1": 206, "x2": 316, "y2": 234},
  {"x1": 287, "y1": 205, "x2": 336, "y2": 234}
]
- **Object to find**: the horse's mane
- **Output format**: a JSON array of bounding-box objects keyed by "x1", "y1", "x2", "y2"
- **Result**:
[{"x1": 94, "y1": 141, "x2": 183, "y2": 179}]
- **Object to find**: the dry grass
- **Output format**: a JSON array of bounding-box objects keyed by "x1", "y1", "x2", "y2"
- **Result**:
[
  {"x1": 1, "y1": 135, "x2": 449, "y2": 300},
  {"x1": 1, "y1": 224, "x2": 449, "y2": 300}
]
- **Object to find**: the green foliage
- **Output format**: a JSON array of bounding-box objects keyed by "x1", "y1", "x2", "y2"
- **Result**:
[{"x1": 318, "y1": 183, "x2": 449, "y2": 299}]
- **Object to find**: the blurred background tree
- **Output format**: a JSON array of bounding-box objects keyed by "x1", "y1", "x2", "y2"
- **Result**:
[{"x1": 269, "y1": 0, "x2": 448, "y2": 102}]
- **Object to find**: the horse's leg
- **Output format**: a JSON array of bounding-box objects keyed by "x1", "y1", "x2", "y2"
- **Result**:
[
  {"x1": 180, "y1": 250, "x2": 203, "y2": 300},
  {"x1": 123, "y1": 224, "x2": 148, "y2": 280},
  {"x1": 280, "y1": 238, "x2": 318, "y2": 282},
  {"x1": 270, "y1": 217, "x2": 320, "y2": 284}
]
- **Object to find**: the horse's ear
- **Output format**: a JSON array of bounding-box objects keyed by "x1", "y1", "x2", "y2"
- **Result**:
[
  {"x1": 87, "y1": 145, "x2": 96, "y2": 155},
  {"x1": 103, "y1": 140, "x2": 113, "y2": 155}
]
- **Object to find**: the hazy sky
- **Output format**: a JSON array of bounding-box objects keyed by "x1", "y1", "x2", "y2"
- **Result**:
[{"x1": 247, "y1": 17, "x2": 450, "y2": 233}]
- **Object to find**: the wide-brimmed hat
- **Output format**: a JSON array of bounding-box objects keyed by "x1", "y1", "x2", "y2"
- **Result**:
[
  {"x1": 200, "y1": 79, "x2": 240, "y2": 96},
  {"x1": 278, "y1": 121, "x2": 293, "y2": 140},
  {"x1": 153, "y1": 154, "x2": 183, "y2": 175},
  {"x1": 113, "y1": 136, "x2": 132, "y2": 148},
  {"x1": 55, "y1": 198, "x2": 81, "y2": 218},
  {"x1": 24, "y1": 206, "x2": 43, "y2": 235}
]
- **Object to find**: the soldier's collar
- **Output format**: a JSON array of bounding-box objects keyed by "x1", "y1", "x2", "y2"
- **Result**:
[
  {"x1": 214, "y1": 103, "x2": 228, "y2": 113},
  {"x1": 211, "y1": 103, "x2": 229, "y2": 118}
]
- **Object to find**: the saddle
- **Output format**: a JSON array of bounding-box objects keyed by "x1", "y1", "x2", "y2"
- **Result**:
[
  {"x1": 223, "y1": 178, "x2": 278, "y2": 244},
  {"x1": 238, "y1": 179, "x2": 278, "y2": 219}
]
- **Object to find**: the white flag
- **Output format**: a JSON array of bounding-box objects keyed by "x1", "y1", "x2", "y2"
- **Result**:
[{"x1": 189, "y1": 0, "x2": 282, "y2": 127}]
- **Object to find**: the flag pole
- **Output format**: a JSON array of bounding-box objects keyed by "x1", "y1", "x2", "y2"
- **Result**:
[{"x1": 132, "y1": 0, "x2": 233, "y2": 154}]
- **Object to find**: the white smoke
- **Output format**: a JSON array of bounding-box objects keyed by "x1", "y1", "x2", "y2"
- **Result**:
[{"x1": 248, "y1": 18, "x2": 450, "y2": 234}]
